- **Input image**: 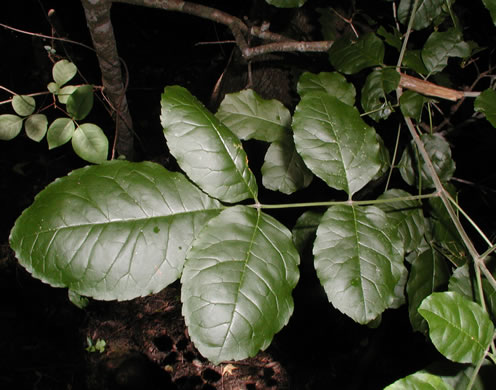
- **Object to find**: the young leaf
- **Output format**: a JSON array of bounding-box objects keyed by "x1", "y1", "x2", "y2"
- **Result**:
[
  {"x1": 400, "y1": 90, "x2": 429, "y2": 121},
  {"x1": 67, "y1": 85, "x2": 94, "y2": 121},
  {"x1": 261, "y1": 133, "x2": 313, "y2": 194},
  {"x1": 72, "y1": 123, "x2": 109, "y2": 164},
  {"x1": 329, "y1": 33, "x2": 384, "y2": 75},
  {"x1": 419, "y1": 291, "x2": 494, "y2": 364},
  {"x1": 264, "y1": 0, "x2": 307, "y2": 8},
  {"x1": 297, "y1": 72, "x2": 356, "y2": 106},
  {"x1": 0, "y1": 114, "x2": 23, "y2": 140},
  {"x1": 474, "y1": 89, "x2": 496, "y2": 128},
  {"x1": 399, "y1": 133, "x2": 455, "y2": 190},
  {"x1": 384, "y1": 371, "x2": 453, "y2": 390},
  {"x1": 422, "y1": 29, "x2": 471, "y2": 75},
  {"x1": 161, "y1": 85, "x2": 258, "y2": 203},
  {"x1": 406, "y1": 248, "x2": 450, "y2": 333},
  {"x1": 25, "y1": 114, "x2": 48, "y2": 142},
  {"x1": 292, "y1": 93, "x2": 381, "y2": 196},
  {"x1": 47, "y1": 118, "x2": 75, "y2": 149},
  {"x1": 216, "y1": 89, "x2": 290, "y2": 142},
  {"x1": 9, "y1": 161, "x2": 222, "y2": 301},
  {"x1": 398, "y1": 0, "x2": 452, "y2": 31},
  {"x1": 361, "y1": 68, "x2": 400, "y2": 122},
  {"x1": 12, "y1": 95, "x2": 36, "y2": 116},
  {"x1": 52, "y1": 59, "x2": 77, "y2": 86},
  {"x1": 181, "y1": 206, "x2": 300, "y2": 364},
  {"x1": 313, "y1": 204, "x2": 405, "y2": 324}
]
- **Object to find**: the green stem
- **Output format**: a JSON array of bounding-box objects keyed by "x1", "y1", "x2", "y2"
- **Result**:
[{"x1": 467, "y1": 351, "x2": 487, "y2": 390}]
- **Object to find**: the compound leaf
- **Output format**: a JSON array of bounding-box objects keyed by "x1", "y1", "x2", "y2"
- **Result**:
[
  {"x1": 297, "y1": 71, "x2": 356, "y2": 106},
  {"x1": 181, "y1": 206, "x2": 300, "y2": 364},
  {"x1": 329, "y1": 32, "x2": 384, "y2": 75},
  {"x1": 52, "y1": 59, "x2": 77, "y2": 86},
  {"x1": 422, "y1": 29, "x2": 471, "y2": 75},
  {"x1": 361, "y1": 68, "x2": 400, "y2": 122},
  {"x1": 72, "y1": 123, "x2": 109, "y2": 164},
  {"x1": 216, "y1": 89, "x2": 290, "y2": 142},
  {"x1": 10, "y1": 161, "x2": 222, "y2": 301},
  {"x1": 313, "y1": 204, "x2": 405, "y2": 324},
  {"x1": 419, "y1": 291, "x2": 494, "y2": 364},
  {"x1": 0, "y1": 114, "x2": 23, "y2": 140},
  {"x1": 161, "y1": 86, "x2": 258, "y2": 203},
  {"x1": 384, "y1": 371, "x2": 453, "y2": 390},
  {"x1": 47, "y1": 117, "x2": 75, "y2": 149},
  {"x1": 292, "y1": 93, "x2": 381, "y2": 196},
  {"x1": 474, "y1": 89, "x2": 496, "y2": 128},
  {"x1": 261, "y1": 133, "x2": 313, "y2": 194},
  {"x1": 67, "y1": 85, "x2": 94, "y2": 121},
  {"x1": 25, "y1": 114, "x2": 48, "y2": 142},
  {"x1": 12, "y1": 95, "x2": 36, "y2": 116}
]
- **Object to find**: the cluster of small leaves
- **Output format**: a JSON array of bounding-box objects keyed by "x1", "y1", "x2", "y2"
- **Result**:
[
  {"x1": 7, "y1": 0, "x2": 496, "y2": 387},
  {"x1": 0, "y1": 59, "x2": 108, "y2": 164}
]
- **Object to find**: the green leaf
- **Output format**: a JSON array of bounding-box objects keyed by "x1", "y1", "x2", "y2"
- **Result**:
[
  {"x1": 474, "y1": 89, "x2": 496, "y2": 128},
  {"x1": 292, "y1": 210, "x2": 322, "y2": 254},
  {"x1": 71, "y1": 123, "x2": 109, "y2": 164},
  {"x1": 422, "y1": 29, "x2": 471, "y2": 75},
  {"x1": 10, "y1": 161, "x2": 222, "y2": 301},
  {"x1": 47, "y1": 82, "x2": 59, "y2": 94},
  {"x1": 25, "y1": 114, "x2": 48, "y2": 142},
  {"x1": 68, "y1": 289, "x2": 89, "y2": 309},
  {"x1": 399, "y1": 133, "x2": 455, "y2": 190},
  {"x1": 57, "y1": 85, "x2": 78, "y2": 105},
  {"x1": 12, "y1": 95, "x2": 36, "y2": 116},
  {"x1": 261, "y1": 133, "x2": 313, "y2": 194},
  {"x1": 264, "y1": 0, "x2": 307, "y2": 8},
  {"x1": 181, "y1": 206, "x2": 300, "y2": 364},
  {"x1": 297, "y1": 72, "x2": 356, "y2": 106},
  {"x1": 292, "y1": 93, "x2": 381, "y2": 196},
  {"x1": 419, "y1": 291, "x2": 495, "y2": 364},
  {"x1": 329, "y1": 33, "x2": 384, "y2": 75},
  {"x1": 377, "y1": 26, "x2": 402, "y2": 51},
  {"x1": 403, "y1": 50, "x2": 429, "y2": 75},
  {"x1": 377, "y1": 189, "x2": 425, "y2": 253},
  {"x1": 313, "y1": 204, "x2": 405, "y2": 324},
  {"x1": 425, "y1": 360, "x2": 495, "y2": 390},
  {"x1": 161, "y1": 85, "x2": 258, "y2": 203},
  {"x1": 384, "y1": 371, "x2": 453, "y2": 390},
  {"x1": 361, "y1": 68, "x2": 400, "y2": 122},
  {"x1": 400, "y1": 90, "x2": 429, "y2": 121},
  {"x1": 406, "y1": 248, "x2": 450, "y2": 333},
  {"x1": 67, "y1": 85, "x2": 94, "y2": 121},
  {"x1": 52, "y1": 59, "x2": 77, "y2": 86},
  {"x1": 0, "y1": 114, "x2": 23, "y2": 140},
  {"x1": 398, "y1": 0, "x2": 452, "y2": 30},
  {"x1": 448, "y1": 264, "x2": 477, "y2": 300},
  {"x1": 374, "y1": 133, "x2": 391, "y2": 181},
  {"x1": 47, "y1": 118, "x2": 75, "y2": 149},
  {"x1": 216, "y1": 89, "x2": 290, "y2": 142},
  {"x1": 481, "y1": 0, "x2": 496, "y2": 25}
]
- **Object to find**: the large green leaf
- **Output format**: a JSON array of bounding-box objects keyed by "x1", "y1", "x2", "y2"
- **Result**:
[
  {"x1": 71, "y1": 123, "x2": 109, "y2": 164},
  {"x1": 292, "y1": 93, "x2": 381, "y2": 196},
  {"x1": 12, "y1": 95, "x2": 36, "y2": 116},
  {"x1": 261, "y1": 133, "x2": 313, "y2": 194},
  {"x1": 474, "y1": 89, "x2": 496, "y2": 128},
  {"x1": 399, "y1": 133, "x2": 455, "y2": 190},
  {"x1": 398, "y1": 0, "x2": 453, "y2": 30},
  {"x1": 481, "y1": 0, "x2": 496, "y2": 25},
  {"x1": 329, "y1": 33, "x2": 384, "y2": 75},
  {"x1": 181, "y1": 205, "x2": 299, "y2": 364},
  {"x1": 422, "y1": 29, "x2": 471, "y2": 75},
  {"x1": 215, "y1": 89, "x2": 290, "y2": 142},
  {"x1": 161, "y1": 85, "x2": 258, "y2": 203},
  {"x1": 361, "y1": 68, "x2": 400, "y2": 122},
  {"x1": 10, "y1": 161, "x2": 222, "y2": 301},
  {"x1": 384, "y1": 371, "x2": 453, "y2": 390},
  {"x1": 313, "y1": 204, "x2": 405, "y2": 324},
  {"x1": 406, "y1": 247, "x2": 450, "y2": 333},
  {"x1": 377, "y1": 189, "x2": 425, "y2": 253},
  {"x1": 419, "y1": 291, "x2": 495, "y2": 364},
  {"x1": 0, "y1": 114, "x2": 23, "y2": 140},
  {"x1": 297, "y1": 71, "x2": 356, "y2": 106}
]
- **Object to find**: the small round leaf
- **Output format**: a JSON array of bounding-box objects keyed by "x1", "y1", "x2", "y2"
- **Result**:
[
  {"x1": 0, "y1": 114, "x2": 23, "y2": 140},
  {"x1": 25, "y1": 114, "x2": 48, "y2": 142},
  {"x1": 67, "y1": 85, "x2": 94, "y2": 120},
  {"x1": 57, "y1": 85, "x2": 78, "y2": 104},
  {"x1": 52, "y1": 59, "x2": 77, "y2": 86},
  {"x1": 47, "y1": 118, "x2": 75, "y2": 149},
  {"x1": 72, "y1": 123, "x2": 109, "y2": 164},
  {"x1": 12, "y1": 95, "x2": 36, "y2": 116}
]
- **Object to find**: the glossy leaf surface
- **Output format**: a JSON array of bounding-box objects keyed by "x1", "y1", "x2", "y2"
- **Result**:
[
  {"x1": 47, "y1": 118, "x2": 75, "y2": 149},
  {"x1": 161, "y1": 86, "x2": 258, "y2": 203},
  {"x1": 384, "y1": 371, "x2": 453, "y2": 390},
  {"x1": 52, "y1": 59, "x2": 77, "y2": 86},
  {"x1": 0, "y1": 114, "x2": 23, "y2": 140},
  {"x1": 216, "y1": 89, "x2": 290, "y2": 142},
  {"x1": 361, "y1": 68, "x2": 400, "y2": 121},
  {"x1": 181, "y1": 206, "x2": 299, "y2": 364},
  {"x1": 329, "y1": 33, "x2": 384, "y2": 75},
  {"x1": 297, "y1": 72, "x2": 356, "y2": 106},
  {"x1": 419, "y1": 291, "x2": 494, "y2": 363},
  {"x1": 398, "y1": 0, "x2": 451, "y2": 30},
  {"x1": 422, "y1": 29, "x2": 471, "y2": 75},
  {"x1": 10, "y1": 161, "x2": 222, "y2": 300},
  {"x1": 72, "y1": 123, "x2": 109, "y2": 164},
  {"x1": 261, "y1": 133, "x2": 313, "y2": 194},
  {"x1": 292, "y1": 93, "x2": 381, "y2": 196},
  {"x1": 400, "y1": 90, "x2": 429, "y2": 121},
  {"x1": 313, "y1": 205, "x2": 405, "y2": 324},
  {"x1": 25, "y1": 114, "x2": 48, "y2": 142},
  {"x1": 12, "y1": 95, "x2": 36, "y2": 116},
  {"x1": 474, "y1": 89, "x2": 496, "y2": 128}
]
